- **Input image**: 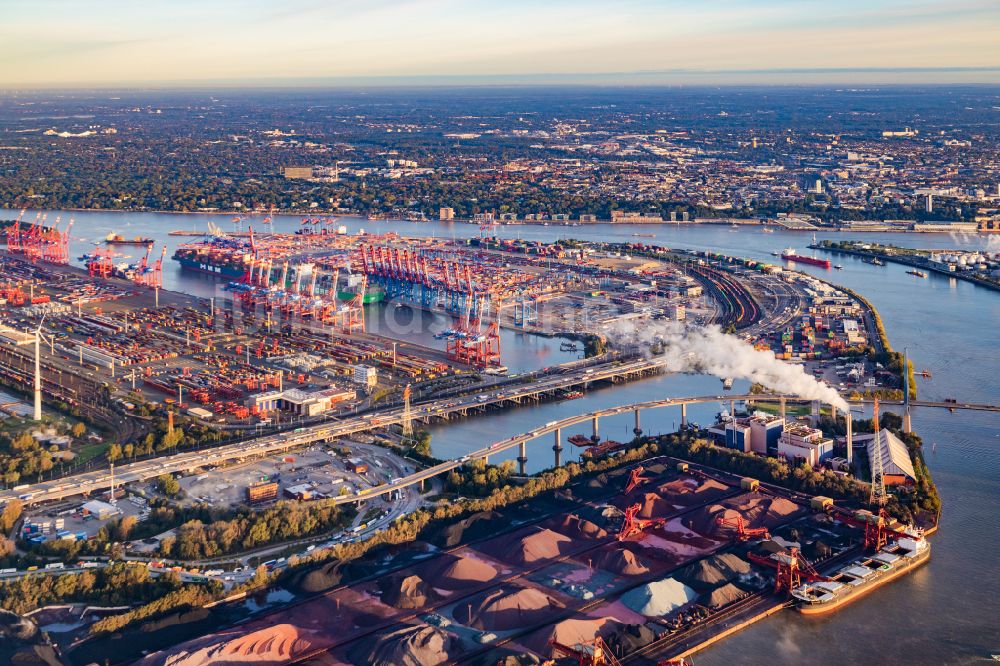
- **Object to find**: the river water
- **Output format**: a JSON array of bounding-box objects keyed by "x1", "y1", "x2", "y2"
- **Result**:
[{"x1": 21, "y1": 209, "x2": 1000, "y2": 663}]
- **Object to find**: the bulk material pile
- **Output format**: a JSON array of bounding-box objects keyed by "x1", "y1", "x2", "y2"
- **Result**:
[
  {"x1": 419, "y1": 554, "x2": 499, "y2": 590},
  {"x1": 679, "y1": 553, "x2": 752, "y2": 589},
  {"x1": 704, "y1": 583, "x2": 749, "y2": 609},
  {"x1": 594, "y1": 547, "x2": 651, "y2": 576},
  {"x1": 363, "y1": 625, "x2": 455, "y2": 666},
  {"x1": 461, "y1": 587, "x2": 565, "y2": 631},
  {"x1": 495, "y1": 528, "x2": 572, "y2": 565},
  {"x1": 138, "y1": 624, "x2": 316, "y2": 666},
  {"x1": 380, "y1": 574, "x2": 440, "y2": 609},
  {"x1": 621, "y1": 577, "x2": 698, "y2": 616},
  {"x1": 556, "y1": 514, "x2": 608, "y2": 540}
]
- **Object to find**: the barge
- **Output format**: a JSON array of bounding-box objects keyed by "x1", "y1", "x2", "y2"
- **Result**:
[{"x1": 792, "y1": 527, "x2": 930, "y2": 615}]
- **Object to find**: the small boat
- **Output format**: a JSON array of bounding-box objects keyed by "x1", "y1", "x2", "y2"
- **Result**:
[
  {"x1": 906, "y1": 269, "x2": 927, "y2": 278},
  {"x1": 834, "y1": 264, "x2": 844, "y2": 270},
  {"x1": 631, "y1": 233, "x2": 656, "y2": 238},
  {"x1": 865, "y1": 257, "x2": 885, "y2": 266},
  {"x1": 560, "y1": 341, "x2": 580, "y2": 352},
  {"x1": 722, "y1": 377, "x2": 734, "y2": 390},
  {"x1": 562, "y1": 390, "x2": 584, "y2": 400},
  {"x1": 761, "y1": 226, "x2": 775, "y2": 233}
]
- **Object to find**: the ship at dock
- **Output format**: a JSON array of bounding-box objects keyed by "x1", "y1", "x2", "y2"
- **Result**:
[
  {"x1": 172, "y1": 235, "x2": 255, "y2": 279},
  {"x1": 780, "y1": 247, "x2": 831, "y2": 269},
  {"x1": 792, "y1": 526, "x2": 930, "y2": 614}
]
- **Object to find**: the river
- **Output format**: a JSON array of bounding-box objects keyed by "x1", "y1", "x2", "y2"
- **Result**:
[{"x1": 21, "y1": 209, "x2": 1000, "y2": 663}]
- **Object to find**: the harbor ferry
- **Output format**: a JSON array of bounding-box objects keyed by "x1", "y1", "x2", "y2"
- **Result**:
[{"x1": 792, "y1": 526, "x2": 930, "y2": 615}]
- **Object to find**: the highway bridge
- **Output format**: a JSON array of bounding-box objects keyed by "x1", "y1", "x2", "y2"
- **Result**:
[
  {"x1": 3, "y1": 379, "x2": 995, "y2": 508},
  {"x1": 0, "y1": 357, "x2": 663, "y2": 506}
]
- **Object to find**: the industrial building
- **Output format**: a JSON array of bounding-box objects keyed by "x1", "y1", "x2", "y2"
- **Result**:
[
  {"x1": 81, "y1": 499, "x2": 118, "y2": 520},
  {"x1": 777, "y1": 423, "x2": 834, "y2": 466},
  {"x1": 708, "y1": 412, "x2": 785, "y2": 454},
  {"x1": 246, "y1": 386, "x2": 356, "y2": 416},
  {"x1": 853, "y1": 429, "x2": 917, "y2": 486}
]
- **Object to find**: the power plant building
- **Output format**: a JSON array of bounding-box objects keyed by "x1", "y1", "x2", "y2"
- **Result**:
[{"x1": 778, "y1": 423, "x2": 834, "y2": 466}]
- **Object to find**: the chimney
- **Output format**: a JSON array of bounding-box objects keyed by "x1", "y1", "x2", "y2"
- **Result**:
[{"x1": 846, "y1": 413, "x2": 854, "y2": 465}]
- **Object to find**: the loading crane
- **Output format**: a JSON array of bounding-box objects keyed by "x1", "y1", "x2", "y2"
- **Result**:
[
  {"x1": 715, "y1": 515, "x2": 770, "y2": 542},
  {"x1": 548, "y1": 637, "x2": 621, "y2": 666},
  {"x1": 625, "y1": 465, "x2": 653, "y2": 493},
  {"x1": 617, "y1": 503, "x2": 665, "y2": 541},
  {"x1": 747, "y1": 547, "x2": 828, "y2": 594}
]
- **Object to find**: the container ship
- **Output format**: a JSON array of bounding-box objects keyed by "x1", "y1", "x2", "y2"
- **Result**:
[
  {"x1": 780, "y1": 248, "x2": 831, "y2": 269},
  {"x1": 105, "y1": 232, "x2": 154, "y2": 245},
  {"x1": 792, "y1": 526, "x2": 930, "y2": 615},
  {"x1": 172, "y1": 237, "x2": 254, "y2": 279}
]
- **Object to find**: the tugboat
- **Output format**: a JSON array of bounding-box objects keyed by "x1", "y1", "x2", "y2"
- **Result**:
[{"x1": 906, "y1": 269, "x2": 927, "y2": 278}]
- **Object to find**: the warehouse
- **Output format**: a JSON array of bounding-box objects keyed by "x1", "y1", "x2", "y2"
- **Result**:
[{"x1": 854, "y1": 429, "x2": 917, "y2": 486}]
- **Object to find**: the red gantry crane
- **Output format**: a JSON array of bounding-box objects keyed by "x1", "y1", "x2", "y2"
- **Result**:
[
  {"x1": 548, "y1": 637, "x2": 621, "y2": 666},
  {"x1": 715, "y1": 515, "x2": 770, "y2": 542},
  {"x1": 617, "y1": 503, "x2": 666, "y2": 541},
  {"x1": 747, "y1": 547, "x2": 828, "y2": 594}
]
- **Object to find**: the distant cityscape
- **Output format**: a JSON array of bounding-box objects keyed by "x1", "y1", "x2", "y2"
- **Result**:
[{"x1": 1, "y1": 88, "x2": 997, "y2": 233}]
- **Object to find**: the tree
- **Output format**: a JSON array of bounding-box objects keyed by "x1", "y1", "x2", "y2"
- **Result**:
[
  {"x1": 72, "y1": 423, "x2": 87, "y2": 438},
  {"x1": 157, "y1": 474, "x2": 180, "y2": 497},
  {"x1": 107, "y1": 443, "x2": 123, "y2": 463},
  {"x1": 0, "y1": 499, "x2": 23, "y2": 532},
  {"x1": 413, "y1": 430, "x2": 432, "y2": 457},
  {"x1": 0, "y1": 535, "x2": 14, "y2": 557}
]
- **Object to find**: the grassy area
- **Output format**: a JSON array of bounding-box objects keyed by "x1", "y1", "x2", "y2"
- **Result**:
[
  {"x1": 73, "y1": 441, "x2": 109, "y2": 466},
  {"x1": 750, "y1": 401, "x2": 811, "y2": 417}
]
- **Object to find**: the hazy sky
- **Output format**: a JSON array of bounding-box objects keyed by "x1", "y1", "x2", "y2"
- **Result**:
[{"x1": 2, "y1": 0, "x2": 998, "y2": 86}]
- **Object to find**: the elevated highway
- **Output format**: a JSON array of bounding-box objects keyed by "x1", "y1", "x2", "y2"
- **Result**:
[{"x1": 3, "y1": 379, "x2": 995, "y2": 508}]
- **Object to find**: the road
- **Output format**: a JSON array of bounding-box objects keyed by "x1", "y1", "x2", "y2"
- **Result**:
[{"x1": 0, "y1": 356, "x2": 662, "y2": 506}]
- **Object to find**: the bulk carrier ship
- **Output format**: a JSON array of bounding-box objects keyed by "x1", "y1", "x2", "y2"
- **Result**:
[{"x1": 792, "y1": 526, "x2": 930, "y2": 614}]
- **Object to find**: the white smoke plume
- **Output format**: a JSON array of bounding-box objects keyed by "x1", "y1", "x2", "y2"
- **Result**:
[
  {"x1": 605, "y1": 320, "x2": 849, "y2": 411},
  {"x1": 948, "y1": 230, "x2": 1000, "y2": 254}
]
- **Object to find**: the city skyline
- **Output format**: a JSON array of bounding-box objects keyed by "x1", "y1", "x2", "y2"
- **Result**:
[{"x1": 2, "y1": 0, "x2": 999, "y2": 87}]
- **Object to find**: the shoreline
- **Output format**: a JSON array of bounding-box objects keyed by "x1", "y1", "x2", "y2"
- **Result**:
[
  {"x1": 2, "y1": 207, "x2": 985, "y2": 235},
  {"x1": 812, "y1": 244, "x2": 1000, "y2": 294}
]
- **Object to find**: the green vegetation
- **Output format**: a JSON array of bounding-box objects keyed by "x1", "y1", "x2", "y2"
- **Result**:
[
  {"x1": 446, "y1": 458, "x2": 517, "y2": 496},
  {"x1": 156, "y1": 473, "x2": 181, "y2": 497},
  {"x1": 0, "y1": 430, "x2": 55, "y2": 487},
  {"x1": 0, "y1": 562, "x2": 208, "y2": 616},
  {"x1": 411, "y1": 429, "x2": 433, "y2": 457},
  {"x1": 88, "y1": 583, "x2": 222, "y2": 636},
  {"x1": 155, "y1": 500, "x2": 352, "y2": 560}
]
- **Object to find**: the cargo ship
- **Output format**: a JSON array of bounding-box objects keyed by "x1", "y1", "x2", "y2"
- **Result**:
[
  {"x1": 780, "y1": 248, "x2": 831, "y2": 269},
  {"x1": 105, "y1": 232, "x2": 154, "y2": 245},
  {"x1": 172, "y1": 237, "x2": 254, "y2": 279},
  {"x1": 792, "y1": 526, "x2": 930, "y2": 615}
]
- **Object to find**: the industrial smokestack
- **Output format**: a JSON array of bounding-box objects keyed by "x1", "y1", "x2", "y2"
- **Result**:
[
  {"x1": 779, "y1": 396, "x2": 787, "y2": 423},
  {"x1": 33, "y1": 329, "x2": 42, "y2": 421},
  {"x1": 846, "y1": 413, "x2": 854, "y2": 465}
]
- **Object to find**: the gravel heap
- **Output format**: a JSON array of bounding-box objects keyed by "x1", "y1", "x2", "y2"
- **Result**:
[
  {"x1": 594, "y1": 547, "x2": 651, "y2": 575},
  {"x1": 621, "y1": 577, "x2": 698, "y2": 616},
  {"x1": 704, "y1": 583, "x2": 749, "y2": 609},
  {"x1": 419, "y1": 554, "x2": 499, "y2": 591},
  {"x1": 380, "y1": 574, "x2": 441, "y2": 609},
  {"x1": 679, "y1": 553, "x2": 752, "y2": 589},
  {"x1": 460, "y1": 587, "x2": 565, "y2": 631},
  {"x1": 363, "y1": 625, "x2": 454, "y2": 666}
]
